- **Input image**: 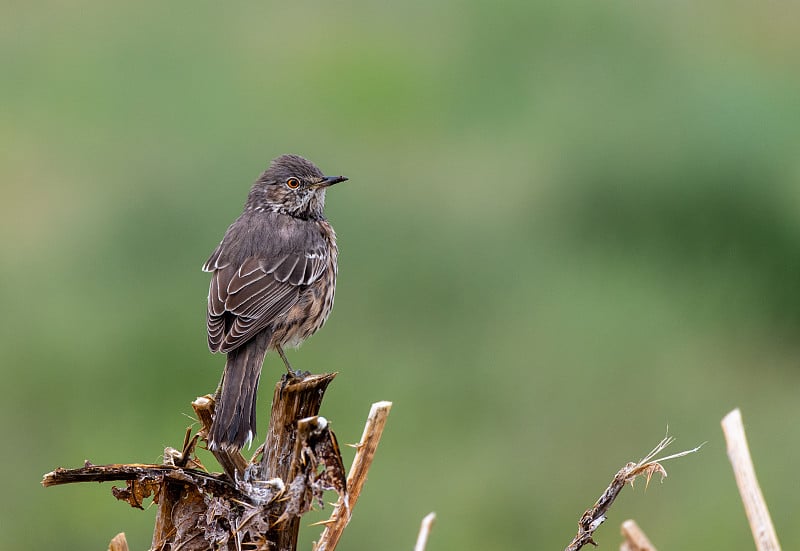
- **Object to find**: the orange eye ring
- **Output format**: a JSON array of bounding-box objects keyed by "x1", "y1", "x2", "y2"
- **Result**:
[{"x1": 286, "y1": 177, "x2": 301, "y2": 189}]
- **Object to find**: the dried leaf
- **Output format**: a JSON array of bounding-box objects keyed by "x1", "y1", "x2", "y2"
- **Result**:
[{"x1": 111, "y1": 478, "x2": 160, "y2": 510}]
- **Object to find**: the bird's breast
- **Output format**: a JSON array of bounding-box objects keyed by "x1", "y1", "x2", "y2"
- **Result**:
[{"x1": 271, "y1": 219, "x2": 338, "y2": 349}]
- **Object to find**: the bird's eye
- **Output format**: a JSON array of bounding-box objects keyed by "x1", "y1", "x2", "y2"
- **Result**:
[{"x1": 286, "y1": 177, "x2": 301, "y2": 189}]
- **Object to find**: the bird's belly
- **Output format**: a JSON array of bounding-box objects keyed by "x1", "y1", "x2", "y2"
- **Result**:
[{"x1": 272, "y1": 266, "x2": 336, "y2": 349}]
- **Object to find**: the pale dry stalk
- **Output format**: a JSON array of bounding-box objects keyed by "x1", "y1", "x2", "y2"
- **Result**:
[
  {"x1": 313, "y1": 400, "x2": 393, "y2": 551},
  {"x1": 721, "y1": 408, "x2": 782, "y2": 551}
]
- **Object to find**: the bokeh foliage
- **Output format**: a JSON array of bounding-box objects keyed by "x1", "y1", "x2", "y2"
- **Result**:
[{"x1": 2, "y1": 2, "x2": 799, "y2": 549}]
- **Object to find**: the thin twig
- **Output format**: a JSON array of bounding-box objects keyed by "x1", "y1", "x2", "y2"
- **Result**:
[
  {"x1": 42, "y1": 463, "x2": 238, "y2": 494},
  {"x1": 620, "y1": 519, "x2": 657, "y2": 551},
  {"x1": 721, "y1": 409, "x2": 782, "y2": 551},
  {"x1": 313, "y1": 400, "x2": 393, "y2": 551},
  {"x1": 565, "y1": 433, "x2": 703, "y2": 551},
  {"x1": 414, "y1": 512, "x2": 437, "y2": 551}
]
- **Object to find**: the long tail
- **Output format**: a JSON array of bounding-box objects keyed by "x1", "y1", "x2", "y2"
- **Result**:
[{"x1": 210, "y1": 329, "x2": 272, "y2": 450}]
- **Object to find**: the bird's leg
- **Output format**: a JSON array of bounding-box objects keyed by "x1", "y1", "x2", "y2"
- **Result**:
[
  {"x1": 275, "y1": 344, "x2": 310, "y2": 382},
  {"x1": 276, "y1": 344, "x2": 294, "y2": 373}
]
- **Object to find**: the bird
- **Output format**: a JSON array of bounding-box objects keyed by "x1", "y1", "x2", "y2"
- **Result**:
[{"x1": 202, "y1": 154, "x2": 347, "y2": 451}]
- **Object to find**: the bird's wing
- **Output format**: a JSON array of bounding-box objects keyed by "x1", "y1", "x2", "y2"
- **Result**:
[{"x1": 205, "y1": 227, "x2": 330, "y2": 353}]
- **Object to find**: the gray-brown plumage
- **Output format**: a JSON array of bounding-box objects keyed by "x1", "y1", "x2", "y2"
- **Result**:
[{"x1": 203, "y1": 154, "x2": 346, "y2": 450}]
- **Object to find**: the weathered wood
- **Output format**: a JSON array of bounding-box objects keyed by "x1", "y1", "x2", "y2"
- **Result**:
[
  {"x1": 262, "y1": 372, "x2": 337, "y2": 550},
  {"x1": 42, "y1": 463, "x2": 239, "y2": 498},
  {"x1": 42, "y1": 371, "x2": 383, "y2": 551}
]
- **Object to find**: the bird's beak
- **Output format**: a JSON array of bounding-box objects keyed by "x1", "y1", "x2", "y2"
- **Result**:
[{"x1": 315, "y1": 175, "x2": 348, "y2": 188}]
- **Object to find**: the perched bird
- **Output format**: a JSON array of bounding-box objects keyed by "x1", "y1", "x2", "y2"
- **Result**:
[{"x1": 203, "y1": 154, "x2": 347, "y2": 450}]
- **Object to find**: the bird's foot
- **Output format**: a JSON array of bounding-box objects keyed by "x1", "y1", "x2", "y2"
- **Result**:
[{"x1": 279, "y1": 369, "x2": 312, "y2": 392}]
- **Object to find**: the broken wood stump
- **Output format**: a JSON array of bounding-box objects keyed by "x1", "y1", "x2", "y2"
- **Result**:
[{"x1": 43, "y1": 372, "x2": 391, "y2": 551}]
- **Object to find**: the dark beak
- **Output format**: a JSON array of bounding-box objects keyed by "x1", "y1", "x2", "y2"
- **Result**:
[{"x1": 317, "y1": 175, "x2": 348, "y2": 188}]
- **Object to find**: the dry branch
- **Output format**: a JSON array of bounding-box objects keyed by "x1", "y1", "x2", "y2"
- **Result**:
[
  {"x1": 313, "y1": 400, "x2": 393, "y2": 551},
  {"x1": 565, "y1": 434, "x2": 702, "y2": 551},
  {"x1": 722, "y1": 408, "x2": 782, "y2": 551},
  {"x1": 42, "y1": 463, "x2": 240, "y2": 499}
]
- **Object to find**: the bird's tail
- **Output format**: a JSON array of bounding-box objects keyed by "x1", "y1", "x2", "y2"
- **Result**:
[{"x1": 209, "y1": 330, "x2": 272, "y2": 451}]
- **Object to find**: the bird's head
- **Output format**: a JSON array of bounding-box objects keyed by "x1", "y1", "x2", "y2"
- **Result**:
[{"x1": 246, "y1": 154, "x2": 347, "y2": 219}]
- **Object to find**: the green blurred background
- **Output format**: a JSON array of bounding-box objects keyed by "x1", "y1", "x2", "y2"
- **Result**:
[{"x1": 3, "y1": 1, "x2": 799, "y2": 549}]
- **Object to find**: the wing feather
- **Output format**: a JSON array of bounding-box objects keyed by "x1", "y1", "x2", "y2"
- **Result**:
[
  {"x1": 204, "y1": 212, "x2": 331, "y2": 353},
  {"x1": 273, "y1": 255, "x2": 299, "y2": 283}
]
